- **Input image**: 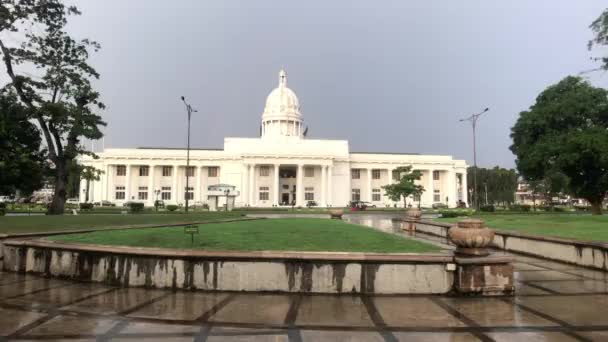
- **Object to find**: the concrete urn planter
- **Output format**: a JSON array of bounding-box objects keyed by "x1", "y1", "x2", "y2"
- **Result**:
[
  {"x1": 330, "y1": 209, "x2": 344, "y2": 219},
  {"x1": 405, "y1": 208, "x2": 422, "y2": 220},
  {"x1": 448, "y1": 218, "x2": 495, "y2": 256}
]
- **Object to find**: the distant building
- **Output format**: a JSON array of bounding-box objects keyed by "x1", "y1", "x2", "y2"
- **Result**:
[{"x1": 79, "y1": 70, "x2": 468, "y2": 208}]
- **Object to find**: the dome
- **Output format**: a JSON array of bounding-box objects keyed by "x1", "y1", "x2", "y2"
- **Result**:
[{"x1": 262, "y1": 69, "x2": 301, "y2": 120}]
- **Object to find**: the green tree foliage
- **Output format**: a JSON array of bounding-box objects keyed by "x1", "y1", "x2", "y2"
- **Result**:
[
  {"x1": 467, "y1": 166, "x2": 518, "y2": 206},
  {"x1": 0, "y1": 91, "x2": 44, "y2": 195},
  {"x1": 589, "y1": 8, "x2": 608, "y2": 71},
  {"x1": 382, "y1": 166, "x2": 425, "y2": 207},
  {"x1": 0, "y1": 1, "x2": 105, "y2": 214},
  {"x1": 510, "y1": 76, "x2": 608, "y2": 215}
]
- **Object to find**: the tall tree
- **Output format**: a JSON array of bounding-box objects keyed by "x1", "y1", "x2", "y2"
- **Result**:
[
  {"x1": 467, "y1": 166, "x2": 518, "y2": 206},
  {"x1": 510, "y1": 76, "x2": 608, "y2": 215},
  {"x1": 0, "y1": 1, "x2": 105, "y2": 214},
  {"x1": 589, "y1": 8, "x2": 608, "y2": 71},
  {"x1": 382, "y1": 166, "x2": 425, "y2": 208},
  {"x1": 0, "y1": 90, "x2": 45, "y2": 196}
]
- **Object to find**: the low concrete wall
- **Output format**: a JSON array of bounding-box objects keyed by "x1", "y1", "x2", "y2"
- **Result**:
[
  {"x1": 403, "y1": 219, "x2": 608, "y2": 271},
  {"x1": 2, "y1": 239, "x2": 454, "y2": 294}
]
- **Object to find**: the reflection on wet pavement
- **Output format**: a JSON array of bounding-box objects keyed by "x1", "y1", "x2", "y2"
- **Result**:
[{"x1": 1, "y1": 214, "x2": 607, "y2": 341}]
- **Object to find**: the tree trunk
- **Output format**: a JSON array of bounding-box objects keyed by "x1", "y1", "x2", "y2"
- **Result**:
[
  {"x1": 85, "y1": 179, "x2": 90, "y2": 203},
  {"x1": 590, "y1": 200, "x2": 603, "y2": 215},
  {"x1": 48, "y1": 163, "x2": 68, "y2": 215}
]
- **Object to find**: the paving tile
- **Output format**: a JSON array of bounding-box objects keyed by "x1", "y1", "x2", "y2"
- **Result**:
[
  {"x1": 6, "y1": 283, "x2": 111, "y2": 309},
  {"x1": 514, "y1": 283, "x2": 554, "y2": 296},
  {"x1": 120, "y1": 321, "x2": 199, "y2": 334},
  {"x1": 516, "y1": 295, "x2": 608, "y2": 326},
  {"x1": 392, "y1": 332, "x2": 480, "y2": 341},
  {"x1": 515, "y1": 270, "x2": 582, "y2": 282},
  {"x1": 579, "y1": 331, "x2": 608, "y2": 340},
  {"x1": 301, "y1": 330, "x2": 384, "y2": 341},
  {"x1": 112, "y1": 338, "x2": 192, "y2": 342},
  {"x1": 295, "y1": 296, "x2": 374, "y2": 327},
  {"x1": 373, "y1": 297, "x2": 465, "y2": 327},
  {"x1": 487, "y1": 332, "x2": 581, "y2": 341},
  {"x1": 0, "y1": 278, "x2": 70, "y2": 299},
  {"x1": 208, "y1": 332, "x2": 288, "y2": 341},
  {"x1": 527, "y1": 279, "x2": 608, "y2": 294},
  {"x1": 441, "y1": 298, "x2": 557, "y2": 327},
  {"x1": 23, "y1": 314, "x2": 116, "y2": 337},
  {"x1": 209, "y1": 294, "x2": 291, "y2": 325},
  {"x1": 562, "y1": 268, "x2": 608, "y2": 281},
  {"x1": 0, "y1": 272, "x2": 36, "y2": 286},
  {"x1": 127, "y1": 291, "x2": 228, "y2": 321},
  {"x1": 63, "y1": 287, "x2": 167, "y2": 315},
  {"x1": 0, "y1": 307, "x2": 46, "y2": 336}
]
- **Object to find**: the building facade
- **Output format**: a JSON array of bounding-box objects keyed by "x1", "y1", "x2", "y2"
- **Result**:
[{"x1": 79, "y1": 70, "x2": 468, "y2": 208}]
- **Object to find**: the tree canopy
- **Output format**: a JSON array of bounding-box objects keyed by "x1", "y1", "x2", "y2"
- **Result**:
[
  {"x1": 0, "y1": 91, "x2": 45, "y2": 195},
  {"x1": 467, "y1": 166, "x2": 518, "y2": 206},
  {"x1": 510, "y1": 76, "x2": 608, "y2": 214},
  {"x1": 589, "y1": 8, "x2": 608, "y2": 71},
  {"x1": 0, "y1": 0, "x2": 105, "y2": 213},
  {"x1": 382, "y1": 166, "x2": 425, "y2": 207}
]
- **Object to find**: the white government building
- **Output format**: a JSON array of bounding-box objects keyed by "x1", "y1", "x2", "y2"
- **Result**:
[{"x1": 79, "y1": 70, "x2": 468, "y2": 209}]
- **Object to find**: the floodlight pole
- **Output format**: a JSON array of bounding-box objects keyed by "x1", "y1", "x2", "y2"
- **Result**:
[
  {"x1": 181, "y1": 96, "x2": 198, "y2": 213},
  {"x1": 459, "y1": 107, "x2": 489, "y2": 210}
]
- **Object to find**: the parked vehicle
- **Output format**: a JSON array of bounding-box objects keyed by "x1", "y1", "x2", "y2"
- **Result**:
[
  {"x1": 66, "y1": 198, "x2": 80, "y2": 205},
  {"x1": 349, "y1": 200, "x2": 368, "y2": 211},
  {"x1": 0, "y1": 196, "x2": 12, "y2": 203}
]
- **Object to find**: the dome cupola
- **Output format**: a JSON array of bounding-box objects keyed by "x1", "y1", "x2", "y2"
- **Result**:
[{"x1": 261, "y1": 69, "x2": 304, "y2": 140}]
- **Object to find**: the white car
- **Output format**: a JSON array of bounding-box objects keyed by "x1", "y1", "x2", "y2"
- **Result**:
[
  {"x1": 0, "y1": 196, "x2": 12, "y2": 203},
  {"x1": 66, "y1": 198, "x2": 80, "y2": 205}
]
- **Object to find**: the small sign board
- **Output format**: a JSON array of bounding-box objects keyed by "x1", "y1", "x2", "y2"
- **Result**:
[{"x1": 184, "y1": 224, "x2": 199, "y2": 245}]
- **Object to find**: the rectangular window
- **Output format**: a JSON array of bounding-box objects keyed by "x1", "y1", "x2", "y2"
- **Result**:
[
  {"x1": 304, "y1": 167, "x2": 314, "y2": 177},
  {"x1": 184, "y1": 186, "x2": 194, "y2": 200},
  {"x1": 433, "y1": 170, "x2": 440, "y2": 181},
  {"x1": 351, "y1": 188, "x2": 361, "y2": 201},
  {"x1": 186, "y1": 166, "x2": 195, "y2": 177},
  {"x1": 162, "y1": 166, "x2": 172, "y2": 177},
  {"x1": 260, "y1": 166, "x2": 270, "y2": 177},
  {"x1": 434, "y1": 189, "x2": 441, "y2": 202},
  {"x1": 138, "y1": 186, "x2": 148, "y2": 200},
  {"x1": 139, "y1": 166, "x2": 149, "y2": 177},
  {"x1": 161, "y1": 186, "x2": 171, "y2": 200},
  {"x1": 351, "y1": 169, "x2": 360, "y2": 180},
  {"x1": 305, "y1": 187, "x2": 314, "y2": 201},
  {"x1": 208, "y1": 167, "x2": 219, "y2": 177},
  {"x1": 115, "y1": 186, "x2": 125, "y2": 200},
  {"x1": 259, "y1": 186, "x2": 269, "y2": 200},
  {"x1": 116, "y1": 165, "x2": 126, "y2": 176},
  {"x1": 414, "y1": 194, "x2": 421, "y2": 202},
  {"x1": 372, "y1": 188, "x2": 381, "y2": 202},
  {"x1": 392, "y1": 170, "x2": 400, "y2": 181},
  {"x1": 372, "y1": 169, "x2": 381, "y2": 180}
]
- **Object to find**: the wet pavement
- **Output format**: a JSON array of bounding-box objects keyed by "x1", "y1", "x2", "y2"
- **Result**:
[{"x1": 1, "y1": 214, "x2": 608, "y2": 341}]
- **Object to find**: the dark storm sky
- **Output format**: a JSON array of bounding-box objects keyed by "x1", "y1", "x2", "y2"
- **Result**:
[{"x1": 68, "y1": 1, "x2": 608, "y2": 168}]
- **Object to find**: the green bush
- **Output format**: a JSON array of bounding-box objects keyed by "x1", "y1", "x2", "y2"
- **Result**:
[
  {"x1": 479, "y1": 205, "x2": 495, "y2": 212},
  {"x1": 166, "y1": 204, "x2": 179, "y2": 212},
  {"x1": 128, "y1": 202, "x2": 145, "y2": 213},
  {"x1": 0, "y1": 202, "x2": 5, "y2": 216},
  {"x1": 508, "y1": 204, "x2": 531, "y2": 212},
  {"x1": 432, "y1": 203, "x2": 448, "y2": 209},
  {"x1": 79, "y1": 202, "x2": 94, "y2": 210},
  {"x1": 439, "y1": 210, "x2": 472, "y2": 218},
  {"x1": 574, "y1": 205, "x2": 589, "y2": 212}
]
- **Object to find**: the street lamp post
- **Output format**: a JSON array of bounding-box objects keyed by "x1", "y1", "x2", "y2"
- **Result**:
[
  {"x1": 459, "y1": 107, "x2": 490, "y2": 210},
  {"x1": 181, "y1": 96, "x2": 198, "y2": 213}
]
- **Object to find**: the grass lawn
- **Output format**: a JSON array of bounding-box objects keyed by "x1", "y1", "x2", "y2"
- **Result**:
[
  {"x1": 436, "y1": 214, "x2": 608, "y2": 242},
  {"x1": 48, "y1": 218, "x2": 440, "y2": 253},
  {"x1": 0, "y1": 212, "x2": 243, "y2": 234}
]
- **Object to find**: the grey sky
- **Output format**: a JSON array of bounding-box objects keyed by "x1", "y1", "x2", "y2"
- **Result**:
[{"x1": 67, "y1": 1, "x2": 608, "y2": 168}]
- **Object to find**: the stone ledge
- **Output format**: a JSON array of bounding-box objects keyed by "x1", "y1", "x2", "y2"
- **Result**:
[
  {"x1": 454, "y1": 255, "x2": 515, "y2": 265},
  {"x1": 3, "y1": 239, "x2": 453, "y2": 263}
]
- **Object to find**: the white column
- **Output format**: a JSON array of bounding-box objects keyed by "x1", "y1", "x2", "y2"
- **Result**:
[
  {"x1": 102, "y1": 164, "x2": 109, "y2": 201},
  {"x1": 171, "y1": 165, "x2": 178, "y2": 204},
  {"x1": 249, "y1": 164, "x2": 255, "y2": 206},
  {"x1": 461, "y1": 171, "x2": 468, "y2": 207},
  {"x1": 148, "y1": 165, "x2": 155, "y2": 205},
  {"x1": 274, "y1": 164, "x2": 280, "y2": 206},
  {"x1": 125, "y1": 164, "x2": 132, "y2": 201},
  {"x1": 327, "y1": 165, "x2": 333, "y2": 206},
  {"x1": 297, "y1": 164, "x2": 304, "y2": 206},
  {"x1": 448, "y1": 169, "x2": 457, "y2": 208},
  {"x1": 195, "y1": 166, "x2": 201, "y2": 202},
  {"x1": 427, "y1": 169, "x2": 435, "y2": 206},
  {"x1": 367, "y1": 168, "x2": 372, "y2": 202},
  {"x1": 321, "y1": 165, "x2": 327, "y2": 207}
]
